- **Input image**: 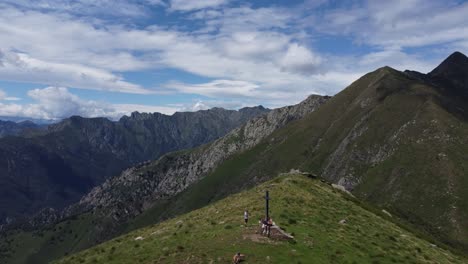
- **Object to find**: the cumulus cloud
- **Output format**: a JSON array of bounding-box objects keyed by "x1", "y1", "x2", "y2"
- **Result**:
[
  {"x1": 279, "y1": 43, "x2": 323, "y2": 75},
  {"x1": 0, "y1": 87, "x2": 179, "y2": 120},
  {"x1": 25, "y1": 87, "x2": 115, "y2": 119},
  {"x1": 190, "y1": 101, "x2": 210, "y2": 111}
]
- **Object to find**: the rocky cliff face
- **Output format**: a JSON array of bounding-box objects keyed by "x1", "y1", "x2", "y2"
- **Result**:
[
  {"x1": 67, "y1": 95, "x2": 329, "y2": 223},
  {"x1": 0, "y1": 107, "x2": 269, "y2": 223}
]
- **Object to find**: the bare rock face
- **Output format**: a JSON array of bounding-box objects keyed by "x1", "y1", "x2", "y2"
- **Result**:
[
  {"x1": 67, "y1": 95, "x2": 329, "y2": 223},
  {"x1": 28, "y1": 208, "x2": 60, "y2": 229}
]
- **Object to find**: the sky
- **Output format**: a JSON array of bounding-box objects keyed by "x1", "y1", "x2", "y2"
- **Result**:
[{"x1": 0, "y1": 0, "x2": 467, "y2": 120}]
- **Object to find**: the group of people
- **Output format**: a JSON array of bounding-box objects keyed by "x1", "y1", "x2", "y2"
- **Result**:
[
  {"x1": 261, "y1": 216, "x2": 273, "y2": 236},
  {"x1": 242, "y1": 210, "x2": 273, "y2": 235}
]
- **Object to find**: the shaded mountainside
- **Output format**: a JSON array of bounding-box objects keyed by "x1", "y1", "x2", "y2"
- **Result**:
[
  {"x1": 0, "y1": 106, "x2": 269, "y2": 223},
  {"x1": 0, "y1": 95, "x2": 328, "y2": 264},
  {"x1": 57, "y1": 175, "x2": 467, "y2": 264}
]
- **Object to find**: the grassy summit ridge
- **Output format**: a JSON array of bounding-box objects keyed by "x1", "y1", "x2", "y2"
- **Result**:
[{"x1": 56, "y1": 175, "x2": 466, "y2": 264}]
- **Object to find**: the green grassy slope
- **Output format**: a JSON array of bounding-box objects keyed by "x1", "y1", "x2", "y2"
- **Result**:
[{"x1": 55, "y1": 175, "x2": 466, "y2": 264}]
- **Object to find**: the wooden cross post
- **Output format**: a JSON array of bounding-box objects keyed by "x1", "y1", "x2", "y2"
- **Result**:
[{"x1": 265, "y1": 190, "x2": 270, "y2": 220}]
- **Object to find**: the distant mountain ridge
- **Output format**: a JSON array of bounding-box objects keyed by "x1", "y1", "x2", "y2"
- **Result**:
[
  {"x1": 0, "y1": 120, "x2": 40, "y2": 137},
  {"x1": 0, "y1": 116, "x2": 57, "y2": 125},
  {"x1": 0, "y1": 106, "x2": 269, "y2": 224}
]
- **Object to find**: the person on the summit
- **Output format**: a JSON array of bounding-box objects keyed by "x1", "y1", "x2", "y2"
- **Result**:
[
  {"x1": 266, "y1": 217, "x2": 273, "y2": 236},
  {"x1": 261, "y1": 217, "x2": 268, "y2": 235},
  {"x1": 243, "y1": 210, "x2": 249, "y2": 225},
  {"x1": 233, "y1": 252, "x2": 245, "y2": 263}
]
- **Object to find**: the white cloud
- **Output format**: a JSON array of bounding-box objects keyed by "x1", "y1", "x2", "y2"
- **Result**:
[
  {"x1": 279, "y1": 43, "x2": 323, "y2": 75},
  {"x1": 4, "y1": 97, "x2": 21, "y2": 101},
  {"x1": 190, "y1": 101, "x2": 210, "y2": 111},
  {"x1": 169, "y1": 0, "x2": 229, "y2": 12},
  {"x1": 0, "y1": 87, "x2": 179, "y2": 120},
  {"x1": 0, "y1": 89, "x2": 21, "y2": 101},
  {"x1": 0, "y1": 50, "x2": 150, "y2": 94}
]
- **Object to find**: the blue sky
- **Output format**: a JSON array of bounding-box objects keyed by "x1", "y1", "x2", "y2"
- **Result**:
[{"x1": 0, "y1": 0, "x2": 467, "y2": 120}]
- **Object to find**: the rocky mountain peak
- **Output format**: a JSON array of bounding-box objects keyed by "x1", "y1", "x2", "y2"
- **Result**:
[
  {"x1": 428, "y1": 51, "x2": 468, "y2": 98},
  {"x1": 429, "y1": 51, "x2": 468, "y2": 77}
]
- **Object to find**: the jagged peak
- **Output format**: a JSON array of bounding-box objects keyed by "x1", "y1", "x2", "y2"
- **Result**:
[{"x1": 443, "y1": 51, "x2": 468, "y2": 64}]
